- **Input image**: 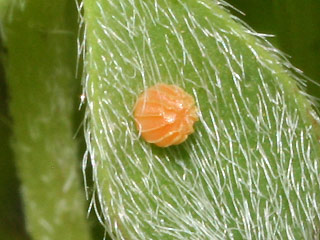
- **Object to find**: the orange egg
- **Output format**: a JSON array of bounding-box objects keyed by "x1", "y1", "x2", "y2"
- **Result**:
[{"x1": 133, "y1": 83, "x2": 199, "y2": 147}]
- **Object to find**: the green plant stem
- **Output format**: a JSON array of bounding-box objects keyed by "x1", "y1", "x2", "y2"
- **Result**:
[
  {"x1": 0, "y1": 34, "x2": 28, "y2": 240},
  {"x1": 5, "y1": 1, "x2": 92, "y2": 239}
]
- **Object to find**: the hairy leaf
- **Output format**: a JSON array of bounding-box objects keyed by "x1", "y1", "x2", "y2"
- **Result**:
[{"x1": 83, "y1": 0, "x2": 320, "y2": 239}]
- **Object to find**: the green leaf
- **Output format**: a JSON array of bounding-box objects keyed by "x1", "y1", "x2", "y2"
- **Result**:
[{"x1": 84, "y1": 0, "x2": 320, "y2": 239}]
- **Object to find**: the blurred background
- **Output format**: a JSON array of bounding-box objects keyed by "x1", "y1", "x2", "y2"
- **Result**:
[
  {"x1": 0, "y1": 1, "x2": 319, "y2": 239},
  {"x1": 228, "y1": 0, "x2": 320, "y2": 99}
]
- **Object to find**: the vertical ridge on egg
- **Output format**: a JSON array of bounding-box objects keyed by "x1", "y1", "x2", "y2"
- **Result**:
[{"x1": 134, "y1": 84, "x2": 199, "y2": 147}]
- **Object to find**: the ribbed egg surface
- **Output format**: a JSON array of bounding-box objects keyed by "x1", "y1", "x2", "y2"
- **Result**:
[{"x1": 134, "y1": 84, "x2": 199, "y2": 147}]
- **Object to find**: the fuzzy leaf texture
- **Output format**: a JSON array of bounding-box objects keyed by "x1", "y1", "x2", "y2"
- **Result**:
[{"x1": 83, "y1": 0, "x2": 320, "y2": 239}]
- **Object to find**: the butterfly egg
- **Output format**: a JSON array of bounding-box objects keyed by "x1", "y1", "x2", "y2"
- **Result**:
[{"x1": 133, "y1": 83, "x2": 199, "y2": 147}]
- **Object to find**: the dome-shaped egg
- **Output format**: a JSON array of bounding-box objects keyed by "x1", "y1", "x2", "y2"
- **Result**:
[{"x1": 133, "y1": 84, "x2": 198, "y2": 147}]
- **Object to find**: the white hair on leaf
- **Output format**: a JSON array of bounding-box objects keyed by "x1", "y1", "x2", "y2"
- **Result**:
[{"x1": 81, "y1": 0, "x2": 320, "y2": 239}]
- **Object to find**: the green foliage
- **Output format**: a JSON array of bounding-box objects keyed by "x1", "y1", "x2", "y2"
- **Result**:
[
  {"x1": 83, "y1": 0, "x2": 320, "y2": 239},
  {"x1": 1, "y1": 0, "x2": 319, "y2": 239},
  {"x1": 2, "y1": 0, "x2": 92, "y2": 239}
]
